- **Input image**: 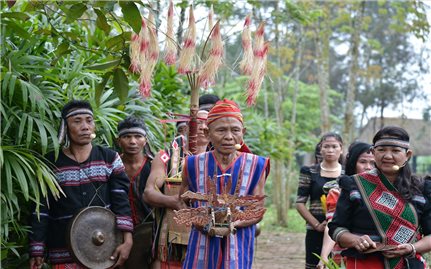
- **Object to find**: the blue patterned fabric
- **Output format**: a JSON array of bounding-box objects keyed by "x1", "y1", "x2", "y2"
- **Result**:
[{"x1": 182, "y1": 152, "x2": 269, "y2": 269}]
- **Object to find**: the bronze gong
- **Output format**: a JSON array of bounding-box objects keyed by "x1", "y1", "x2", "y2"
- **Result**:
[{"x1": 67, "y1": 206, "x2": 122, "y2": 269}]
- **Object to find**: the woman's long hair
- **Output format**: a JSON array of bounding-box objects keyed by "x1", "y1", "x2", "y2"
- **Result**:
[{"x1": 372, "y1": 126, "x2": 423, "y2": 201}]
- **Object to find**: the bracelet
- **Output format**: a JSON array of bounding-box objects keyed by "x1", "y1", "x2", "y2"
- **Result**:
[
  {"x1": 406, "y1": 243, "x2": 416, "y2": 258},
  {"x1": 334, "y1": 229, "x2": 349, "y2": 245}
]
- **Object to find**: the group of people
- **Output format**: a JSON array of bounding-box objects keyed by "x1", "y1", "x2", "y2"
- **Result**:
[
  {"x1": 26, "y1": 92, "x2": 431, "y2": 269},
  {"x1": 29, "y1": 95, "x2": 270, "y2": 269},
  {"x1": 296, "y1": 128, "x2": 431, "y2": 269}
]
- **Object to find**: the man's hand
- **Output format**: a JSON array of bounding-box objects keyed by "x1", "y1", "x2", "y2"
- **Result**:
[
  {"x1": 110, "y1": 232, "x2": 133, "y2": 268},
  {"x1": 30, "y1": 257, "x2": 44, "y2": 269},
  {"x1": 174, "y1": 194, "x2": 187, "y2": 210}
]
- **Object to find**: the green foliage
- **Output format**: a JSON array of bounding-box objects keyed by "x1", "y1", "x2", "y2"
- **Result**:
[
  {"x1": 260, "y1": 207, "x2": 306, "y2": 233},
  {"x1": 0, "y1": 2, "x2": 187, "y2": 266},
  {"x1": 313, "y1": 254, "x2": 341, "y2": 269},
  {"x1": 119, "y1": 1, "x2": 142, "y2": 34}
]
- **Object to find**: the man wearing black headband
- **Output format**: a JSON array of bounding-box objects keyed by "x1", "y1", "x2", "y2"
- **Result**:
[
  {"x1": 117, "y1": 116, "x2": 154, "y2": 269},
  {"x1": 29, "y1": 100, "x2": 133, "y2": 269}
]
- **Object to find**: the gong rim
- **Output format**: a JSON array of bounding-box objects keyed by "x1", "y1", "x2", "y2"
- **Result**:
[{"x1": 68, "y1": 206, "x2": 122, "y2": 269}]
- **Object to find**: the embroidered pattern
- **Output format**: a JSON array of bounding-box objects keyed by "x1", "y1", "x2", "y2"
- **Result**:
[
  {"x1": 392, "y1": 225, "x2": 415, "y2": 244},
  {"x1": 56, "y1": 162, "x2": 112, "y2": 186},
  {"x1": 30, "y1": 242, "x2": 45, "y2": 256},
  {"x1": 116, "y1": 216, "x2": 133, "y2": 231},
  {"x1": 49, "y1": 248, "x2": 72, "y2": 263},
  {"x1": 376, "y1": 191, "x2": 398, "y2": 210},
  {"x1": 355, "y1": 171, "x2": 419, "y2": 269}
]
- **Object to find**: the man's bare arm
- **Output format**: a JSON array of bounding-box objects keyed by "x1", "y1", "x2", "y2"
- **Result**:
[
  {"x1": 179, "y1": 162, "x2": 189, "y2": 198},
  {"x1": 143, "y1": 152, "x2": 185, "y2": 210}
]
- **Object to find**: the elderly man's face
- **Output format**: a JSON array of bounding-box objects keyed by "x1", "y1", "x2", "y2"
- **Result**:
[{"x1": 207, "y1": 117, "x2": 245, "y2": 155}]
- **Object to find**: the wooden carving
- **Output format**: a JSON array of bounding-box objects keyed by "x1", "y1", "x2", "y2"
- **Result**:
[{"x1": 174, "y1": 175, "x2": 265, "y2": 238}]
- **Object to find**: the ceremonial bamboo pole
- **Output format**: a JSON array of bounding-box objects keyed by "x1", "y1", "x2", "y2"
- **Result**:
[{"x1": 187, "y1": 72, "x2": 199, "y2": 155}]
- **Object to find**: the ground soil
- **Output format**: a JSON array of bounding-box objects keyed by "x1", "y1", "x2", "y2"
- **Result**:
[{"x1": 253, "y1": 231, "x2": 306, "y2": 269}]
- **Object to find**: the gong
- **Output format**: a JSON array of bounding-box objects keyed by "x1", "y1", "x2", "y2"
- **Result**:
[{"x1": 67, "y1": 206, "x2": 122, "y2": 269}]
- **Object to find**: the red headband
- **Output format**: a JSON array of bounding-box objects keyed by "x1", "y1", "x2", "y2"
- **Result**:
[{"x1": 207, "y1": 99, "x2": 243, "y2": 126}]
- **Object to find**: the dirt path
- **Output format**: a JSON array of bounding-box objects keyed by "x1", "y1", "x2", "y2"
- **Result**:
[{"x1": 253, "y1": 231, "x2": 306, "y2": 269}]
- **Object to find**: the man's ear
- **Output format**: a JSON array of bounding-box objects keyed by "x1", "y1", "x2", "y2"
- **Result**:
[{"x1": 242, "y1": 127, "x2": 246, "y2": 136}]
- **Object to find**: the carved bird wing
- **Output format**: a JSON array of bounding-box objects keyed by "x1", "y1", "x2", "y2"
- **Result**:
[
  {"x1": 181, "y1": 190, "x2": 209, "y2": 202},
  {"x1": 174, "y1": 207, "x2": 211, "y2": 227},
  {"x1": 232, "y1": 207, "x2": 266, "y2": 222}
]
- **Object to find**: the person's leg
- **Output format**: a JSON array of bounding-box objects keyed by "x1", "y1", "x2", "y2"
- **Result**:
[{"x1": 305, "y1": 229, "x2": 324, "y2": 269}]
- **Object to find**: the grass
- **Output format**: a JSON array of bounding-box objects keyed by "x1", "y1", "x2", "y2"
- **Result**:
[{"x1": 260, "y1": 205, "x2": 306, "y2": 233}]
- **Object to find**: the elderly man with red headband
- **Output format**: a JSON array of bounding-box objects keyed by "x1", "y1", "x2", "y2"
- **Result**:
[{"x1": 180, "y1": 99, "x2": 270, "y2": 269}]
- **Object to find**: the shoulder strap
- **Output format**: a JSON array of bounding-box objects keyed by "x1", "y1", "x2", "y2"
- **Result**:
[{"x1": 353, "y1": 174, "x2": 387, "y2": 244}]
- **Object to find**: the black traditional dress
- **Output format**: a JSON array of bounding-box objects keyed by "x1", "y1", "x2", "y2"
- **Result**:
[
  {"x1": 296, "y1": 164, "x2": 342, "y2": 269},
  {"x1": 328, "y1": 169, "x2": 431, "y2": 269}
]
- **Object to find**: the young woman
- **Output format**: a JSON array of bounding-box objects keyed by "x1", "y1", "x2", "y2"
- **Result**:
[
  {"x1": 317, "y1": 141, "x2": 374, "y2": 268},
  {"x1": 328, "y1": 126, "x2": 431, "y2": 269},
  {"x1": 296, "y1": 133, "x2": 344, "y2": 269}
]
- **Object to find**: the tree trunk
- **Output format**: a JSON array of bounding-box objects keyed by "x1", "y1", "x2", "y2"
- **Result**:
[
  {"x1": 286, "y1": 25, "x2": 304, "y2": 213},
  {"x1": 155, "y1": 0, "x2": 161, "y2": 33},
  {"x1": 272, "y1": 0, "x2": 287, "y2": 226},
  {"x1": 314, "y1": 6, "x2": 331, "y2": 134},
  {"x1": 343, "y1": 2, "x2": 365, "y2": 146},
  {"x1": 273, "y1": 160, "x2": 284, "y2": 225}
]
